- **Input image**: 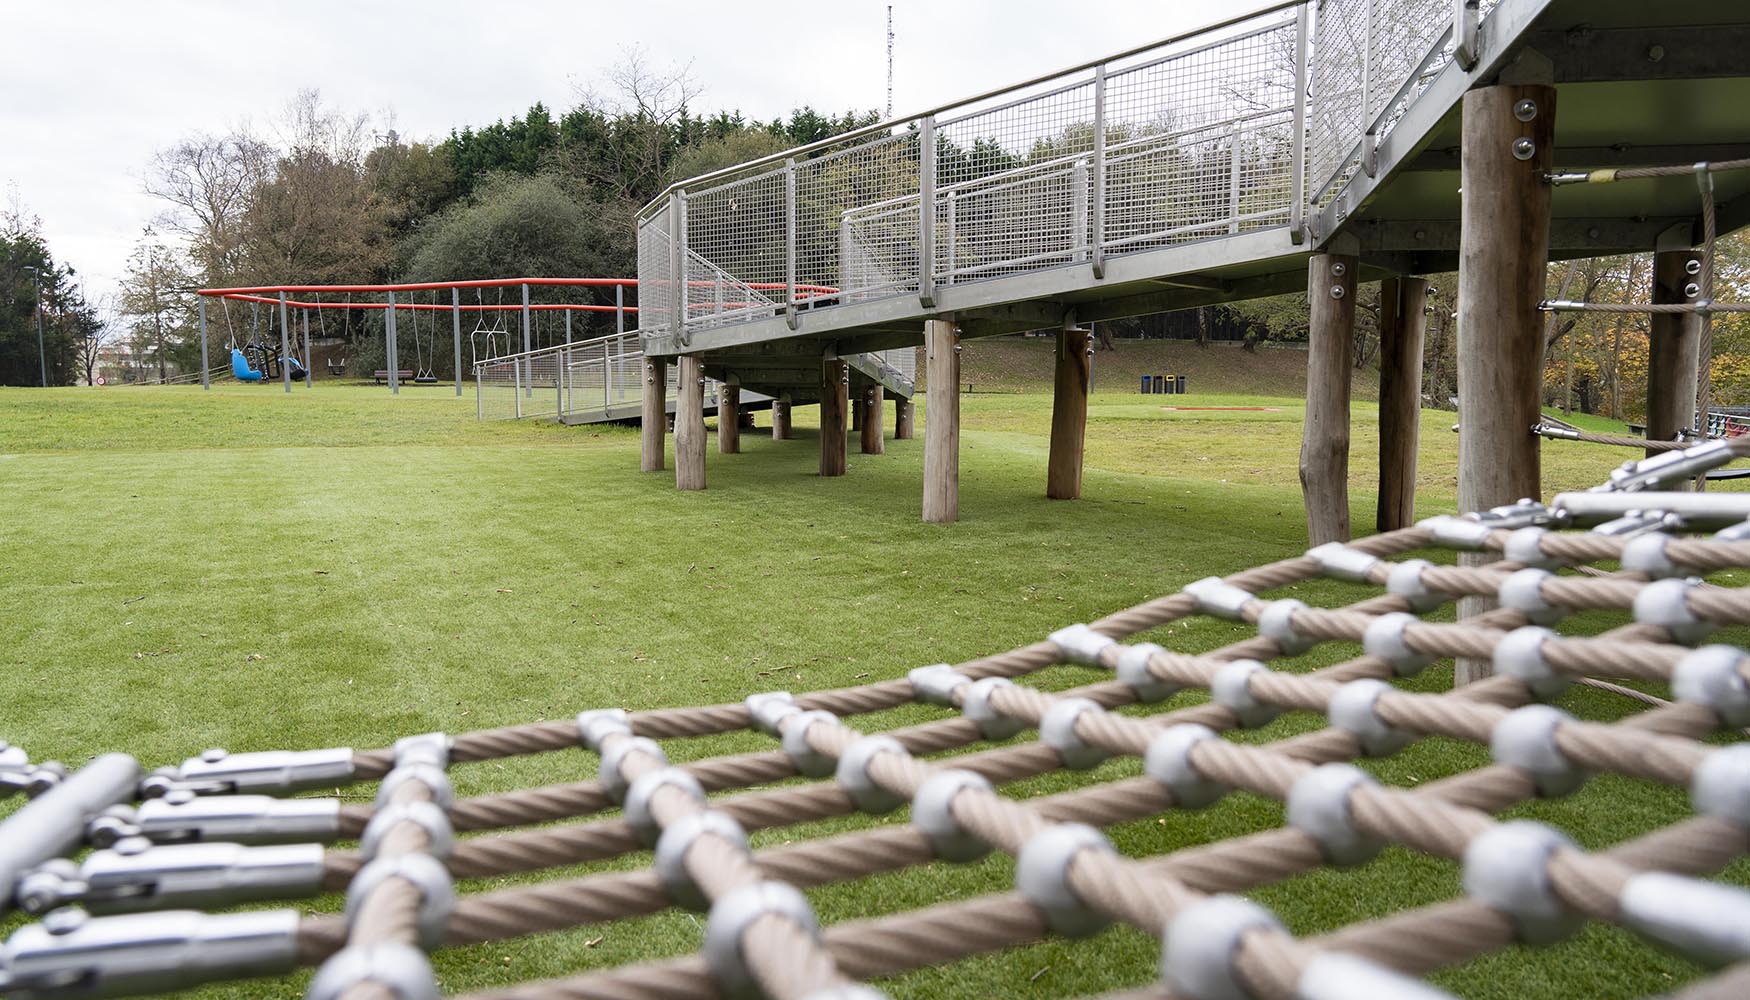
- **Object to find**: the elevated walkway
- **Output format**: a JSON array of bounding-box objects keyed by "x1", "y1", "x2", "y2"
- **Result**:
[{"x1": 635, "y1": 0, "x2": 1750, "y2": 363}]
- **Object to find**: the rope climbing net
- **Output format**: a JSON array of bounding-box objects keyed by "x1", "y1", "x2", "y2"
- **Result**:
[{"x1": 8, "y1": 442, "x2": 1750, "y2": 1000}]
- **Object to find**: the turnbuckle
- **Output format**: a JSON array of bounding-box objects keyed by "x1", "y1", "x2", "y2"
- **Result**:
[
  {"x1": 98, "y1": 792, "x2": 341, "y2": 846},
  {"x1": 149, "y1": 746, "x2": 355, "y2": 797},
  {"x1": 16, "y1": 841, "x2": 325, "y2": 915},
  {"x1": 0, "y1": 908, "x2": 299, "y2": 999},
  {"x1": 1604, "y1": 440, "x2": 1736, "y2": 493}
]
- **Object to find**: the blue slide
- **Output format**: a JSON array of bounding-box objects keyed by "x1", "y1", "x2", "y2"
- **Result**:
[{"x1": 230, "y1": 348, "x2": 266, "y2": 382}]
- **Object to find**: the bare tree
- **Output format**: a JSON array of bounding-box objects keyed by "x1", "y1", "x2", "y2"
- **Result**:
[
  {"x1": 145, "y1": 128, "x2": 272, "y2": 284},
  {"x1": 573, "y1": 46, "x2": 702, "y2": 196},
  {"x1": 73, "y1": 293, "x2": 118, "y2": 386}
]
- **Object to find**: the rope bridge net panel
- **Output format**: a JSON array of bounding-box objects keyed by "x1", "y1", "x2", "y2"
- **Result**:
[{"x1": 7, "y1": 443, "x2": 1750, "y2": 999}]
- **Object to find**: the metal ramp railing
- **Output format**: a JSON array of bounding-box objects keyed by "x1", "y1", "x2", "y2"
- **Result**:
[
  {"x1": 475, "y1": 332, "x2": 912, "y2": 424},
  {"x1": 636, "y1": 0, "x2": 1502, "y2": 345}
]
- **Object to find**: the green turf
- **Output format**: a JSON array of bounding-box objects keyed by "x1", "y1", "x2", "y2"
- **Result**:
[{"x1": 0, "y1": 372, "x2": 1741, "y2": 999}]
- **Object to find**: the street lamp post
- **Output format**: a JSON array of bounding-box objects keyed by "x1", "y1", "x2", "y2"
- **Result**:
[{"x1": 23, "y1": 265, "x2": 47, "y2": 387}]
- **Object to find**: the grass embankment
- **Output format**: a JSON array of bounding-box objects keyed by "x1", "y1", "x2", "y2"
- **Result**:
[{"x1": 0, "y1": 356, "x2": 1741, "y2": 999}]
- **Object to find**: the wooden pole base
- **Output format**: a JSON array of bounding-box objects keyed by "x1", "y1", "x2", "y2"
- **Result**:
[
  {"x1": 1376, "y1": 277, "x2": 1428, "y2": 532},
  {"x1": 675, "y1": 355, "x2": 706, "y2": 491},
  {"x1": 895, "y1": 398, "x2": 916, "y2": 439},
  {"x1": 1647, "y1": 249, "x2": 1701, "y2": 456},
  {"x1": 820, "y1": 359, "x2": 848, "y2": 477},
  {"x1": 640, "y1": 358, "x2": 667, "y2": 472},
  {"x1": 719, "y1": 382, "x2": 741, "y2": 455},
  {"x1": 1300, "y1": 253, "x2": 1357, "y2": 544},
  {"x1": 773, "y1": 396, "x2": 792, "y2": 440},
  {"x1": 1046, "y1": 324, "x2": 1092, "y2": 500},
  {"x1": 861, "y1": 385, "x2": 885, "y2": 454},
  {"x1": 923, "y1": 320, "x2": 961, "y2": 523}
]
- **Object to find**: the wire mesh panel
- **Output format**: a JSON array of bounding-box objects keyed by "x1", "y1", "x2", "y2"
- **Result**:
[
  {"x1": 802, "y1": 130, "x2": 924, "y2": 304},
  {"x1": 684, "y1": 170, "x2": 789, "y2": 331},
  {"x1": 1308, "y1": 0, "x2": 1455, "y2": 211},
  {"x1": 636, "y1": 203, "x2": 674, "y2": 340}
]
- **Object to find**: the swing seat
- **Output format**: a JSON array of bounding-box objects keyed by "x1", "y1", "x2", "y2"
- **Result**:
[
  {"x1": 413, "y1": 371, "x2": 439, "y2": 384},
  {"x1": 327, "y1": 358, "x2": 347, "y2": 376},
  {"x1": 285, "y1": 358, "x2": 309, "y2": 381},
  {"x1": 229, "y1": 348, "x2": 266, "y2": 383}
]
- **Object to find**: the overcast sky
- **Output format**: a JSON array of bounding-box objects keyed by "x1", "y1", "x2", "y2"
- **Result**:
[{"x1": 1, "y1": 0, "x2": 1257, "y2": 304}]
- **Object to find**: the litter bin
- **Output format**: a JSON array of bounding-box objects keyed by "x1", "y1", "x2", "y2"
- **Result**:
[
  {"x1": 1176, "y1": 374, "x2": 1187, "y2": 394},
  {"x1": 1163, "y1": 373, "x2": 1177, "y2": 395},
  {"x1": 1140, "y1": 375, "x2": 1152, "y2": 395},
  {"x1": 1153, "y1": 374, "x2": 1166, "y2": 394}
]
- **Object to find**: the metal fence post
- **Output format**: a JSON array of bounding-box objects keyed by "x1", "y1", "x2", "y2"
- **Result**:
[
  {"x1": 1073, "y1": 160, "x2": 1090, "y2": 260},
  {"x1": 1229, "y1": 124, "x2": 1244, "y2": 234},
  {"x1": 615, "y1": 284, "x2": 625, "y2": 335},
  {"x1": 670, "y1": 190, "x2": 687, "y2": 347},
  {"x1": 198, "y1": 297, "x2": 210, "y2": 390},
  {"x1": 386, "y1": 291, "x2": 399, "y2": 395},
  {"x1": 514, "y1": 353, "x2": 523, "y2": 419},
  {"x1": 1453, "y1": 0, "x2": 1481, "y2": 70},
  {"x1": 520, "y1": 283, "x2": 532, "y2": 397},
  {"x1": 452, "y1": 286, "x2": 462, "y2": 396},
  {"x1": 945, "y1": 193, "x2": 958, "y2": 282},
  {"x1": 302, "y1": 309, "x2": 312, "y2": 387},
  {"x1": 277, "y1": 291, "x2": 292, "y2": 394},
  {"x1": 1289, "y1": 3, "x2": 1310, "y2": 242},
  {"x1": 557, "y1": 342, "x2": 564, "y2": 418},
  {"x1": 785, "y1": 157, "x2": 798, "y2": 329},
  {"x1": 1091, "y1": 63, "x2": 1107, "y2": 278},
  {"x1": 918, "y1": 115, "x2": 937, "y2": 309}
]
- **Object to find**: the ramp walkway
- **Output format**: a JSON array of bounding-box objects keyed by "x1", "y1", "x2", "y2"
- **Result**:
[{"x1": 634, "y1": 0, "x2": 1750, "y2": 367}]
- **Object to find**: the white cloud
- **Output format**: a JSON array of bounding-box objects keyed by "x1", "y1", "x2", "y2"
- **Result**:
[{"x1": 0, "y1": 0, "x2": 1256, "y2": 303}]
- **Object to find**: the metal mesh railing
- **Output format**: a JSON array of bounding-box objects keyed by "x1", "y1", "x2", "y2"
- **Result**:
[{"x1": 638, "y1": 1, "x2": 1486, "y2": 343}]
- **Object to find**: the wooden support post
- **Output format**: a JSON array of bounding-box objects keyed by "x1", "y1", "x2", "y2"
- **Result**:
[
  {"x1": 1647, "y1": 249, "x2": 1701, "y2": 456},
  {"x1": 1376, "y1": 277, "x2": 1428, "y2": 531},
  {"x1": 773, "y1": 395, "x2": 792, "y2": 440},
  {"x1": 640, "y1": 358, "x2": 667, "y2": 472},
  {"x1": 895, "y1": 397, "x2": 916, "y2": 439},
  {"x1": 923, "y1": 320, "x2": 961, "y2": 523},
  {"x1": 719, "y1": 379, "x2": 741, "y2": 455},
  {"x1": 675, "y1": 355, "x2": 706, "y2": 491},
  {"x1": 1300, "y1": 253, "x2": 1357, "y2": 544},
  {"x1": 1047, "y1": 322, "x2": 1092, "y2": 500},
  {"x1": 861, "y1": 385, "x2": 885, "y2": 454},
  {"x1": 850, "y1": 390, "x2": 863, "y2": 431},
  {"x1": 1455, "y1": 79, "x2": 1556, "y2": 685},
  {"x1": 820, "y1": 358, "x2": 848, "y2": 477}
]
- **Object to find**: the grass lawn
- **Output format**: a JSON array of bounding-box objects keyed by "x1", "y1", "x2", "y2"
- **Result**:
[{"x1": 0, "y1": 364, "x2": 1742, "y2": 1000}]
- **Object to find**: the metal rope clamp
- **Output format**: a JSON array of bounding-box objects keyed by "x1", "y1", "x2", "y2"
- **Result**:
[
  {"x1": 122, "y1": 791, "x2": 342, "y2": 846},
  {"x1": 911, "y1": 769, "x2": 992, "y2": 862},
  {"x1": 15, "y1": 839, "x2": 326, "y2": 915},
  {"x1": 1473, "y1": 499, "x2": 1556, "y2": 531},
  {"x1": 391, "y1": 732, "x2": 450, "y2": 771},
  {"x1": 159, "y1": 746, "x2": 354, "y2": 797},
  {"x1": 1503, "y1": 527, "x2": 1565, "y2": 571},
  {"x1": 1048, "y1": 624, "x2": 1117, "y2": 667},
  {"x1": 1286, "y1": 763, "x2": 1384, "y2": 866},
  {"x1": 1016, "y1": 823, "x2": 1116, "y2": 938},
  {"x1": 360, "y1": 801, "x2": 454, "y2": 861},
  {"x1": 1386, "y1": 559, "x2": 1450, "y2": 614},
  {"x1": 1362, "y1": 612, "x2": 1435, "y2": 676},
  {"x1": 625, "y1": 767, "x2": 707, "y2": 845},
  {"x1": 1461, "y1": 820, "x2": 1583, "y2": 945},
  {"x1": 1673, "y1": 646, "x2": 1750, "y2": 727},
  {"x1": 1040, "y1": 698, "x2": 1111, "y2": 771},
  {"x1": 1490, "y1": 705, "x2": 1588, "y2": 797},
  {"x1": 376, "y1": 764, "x2": 454, "y2": 812},
  {"x1": 1418, "y1": 515, "x2": 1494, "y2": 550},
  {"x1": 1306, "y1": 542, "x2": 1380, "y2": 582},
  {"x1": 1633, "y1": 579, "x2": 1716, "y2": 646},
  {"x1": 576, "y1": 708, "x2": 632, "y2": 752},
  {"x1": 1327, "y1": 679, "x2": 1413, "y2": 757},
  {"x1": 1211, "y1": 660, "x2": 1281, "y2": 729},
  {"x1": 600, "y1": 736, "x2": 669, "y2": 800},
  {"x1": 779, "y1": 710, "x2": 839, "y2": 777},
  {"x1": 1116, "y1": 643, "x2": 1178, "y2": 703},
  {"x1": 1161, "y1": 894, "x2": 1286, "y2": 1000},
  {"x1": 960, "y1": 678, "x2": 1025, "y2": 741},
  {"x1": 907, "y1": 665, "x2": 967, "y2": 707},
  {"x1": 305, "y1": 942, "x2": 439, "y2": 1000},
  {"x1": 1616, "y1": 870, "x2": 1750, "y2": 968},
  {"x1": 1256, "y1": 600, "x2": 1316, "y2": 656},
  {"x1": 1492, "y1": 627, "x2": 1570, "y2": 700},
  {"x1": 1183, "y1": 577, "x2": 1255, "y2": 621},
  {"x1": 1691, "y1": 744, "x2": 1750, "y2": 829},
  {"x1": 0, "y1": 908, "x2": 302, "y2": 999},
  {"x1": 743, "y1": 692, "x2": 799, "y2": 736},
  {"x1": 1144, "y1": 724, "x2": 1228, "y2": 809},
  {"x1": 703, "y1": 880, "x2": 822, "y2": 1000},
  {"x1": 1497, "y1": 569, "x2": 1567, "y2": 626},
  {"x1": 345, "y1": 853, "x2": 455, "y2": 951},
  {"x1": 835, "y1": 736, "x2": 908, "y2": 813},
  {"x1": 654, "y1": 810, "x2": 749, "y2": 910}
]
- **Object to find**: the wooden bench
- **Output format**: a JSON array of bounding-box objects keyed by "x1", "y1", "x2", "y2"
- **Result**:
[{"x1": 372, "y1": 370, "x2": 414, "y2": 384}]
